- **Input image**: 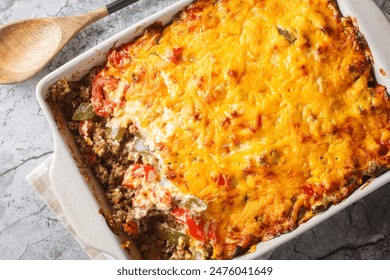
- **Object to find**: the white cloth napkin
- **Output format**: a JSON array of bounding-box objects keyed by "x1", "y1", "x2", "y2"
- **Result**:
[
  {"x1": 26, "y1": 157, "x2": 273, "y2": 260},
  {"x1": 25, "y1": 157, "x2": 112, "y2": 260}
]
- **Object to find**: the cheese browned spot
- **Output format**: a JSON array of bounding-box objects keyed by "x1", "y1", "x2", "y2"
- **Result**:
[{"x1": 92, "y1": 0, "x2": 389, "y2": 259}]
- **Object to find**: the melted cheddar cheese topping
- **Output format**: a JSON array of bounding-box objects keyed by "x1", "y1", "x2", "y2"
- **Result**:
[{"x1": 93, "y1": 0, "x2": 390, "y2": 259}]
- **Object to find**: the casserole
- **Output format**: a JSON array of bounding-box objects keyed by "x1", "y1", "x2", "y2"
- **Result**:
[{"x1": 36, "y1": 0, "x2": 390, "y2": 260}]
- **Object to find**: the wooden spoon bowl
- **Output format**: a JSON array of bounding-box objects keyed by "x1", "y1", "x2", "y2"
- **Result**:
[
  {"x1": 0, "y1": 8, "x2": 108, "y2": 84},
  {"x1": 0, "y1": 0, "x2": 139, "y2": 84},
  {"x1": 0, "y1": 19, "x2": 62, "y2": 83}
]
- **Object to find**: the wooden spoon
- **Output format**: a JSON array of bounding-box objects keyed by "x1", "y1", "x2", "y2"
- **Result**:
[{"x1": 0, "y1": 0, "x2": 139, "y2": 84}]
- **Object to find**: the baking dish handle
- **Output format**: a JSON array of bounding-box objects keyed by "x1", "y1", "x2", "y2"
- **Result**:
[{"x1": 49, "y1": 133, "x2": 131, "y2": 260}]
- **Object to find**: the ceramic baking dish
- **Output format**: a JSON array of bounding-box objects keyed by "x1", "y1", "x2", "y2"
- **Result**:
[{"x1": 36, "y1": 0, "x2": 390, "y2": 260}]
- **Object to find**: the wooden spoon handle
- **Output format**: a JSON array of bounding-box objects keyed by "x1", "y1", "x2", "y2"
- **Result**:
[
  {"x1": 106, "y1": 0, "x2": 140, "y2": 14},
  {"x1": 61, "y1": 0, "x2": 142, "y2": 41}
]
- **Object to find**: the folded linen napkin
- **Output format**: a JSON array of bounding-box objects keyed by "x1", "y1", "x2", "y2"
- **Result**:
[{"x1": 25, "y1": 157, "x2": 113, "y2": 260}]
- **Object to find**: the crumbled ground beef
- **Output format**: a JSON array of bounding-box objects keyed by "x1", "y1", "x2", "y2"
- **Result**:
[{"x1": 48, "y1": 74, "x2": 197, "y2": 260}]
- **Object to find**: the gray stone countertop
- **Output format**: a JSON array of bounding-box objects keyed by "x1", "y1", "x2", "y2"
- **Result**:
[{"x1": 0, "y1": 0, "x2": 389, "y2": 260}]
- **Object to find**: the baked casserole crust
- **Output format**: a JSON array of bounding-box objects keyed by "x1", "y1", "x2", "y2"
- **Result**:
[{"x1": 49, "y1": 0, "x2": 390, "y2": 259}]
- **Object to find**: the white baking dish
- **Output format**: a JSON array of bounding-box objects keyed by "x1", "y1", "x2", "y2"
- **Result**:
[{"x1": 36, "y1": 0, "x2": 390, "y2": 260}]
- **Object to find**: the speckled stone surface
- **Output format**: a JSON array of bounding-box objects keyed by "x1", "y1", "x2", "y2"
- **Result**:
[{"x1": 0, "y1": 0, "x2": 389, "y2": 260}]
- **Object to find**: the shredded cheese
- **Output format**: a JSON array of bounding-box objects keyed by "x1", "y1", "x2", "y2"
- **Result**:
[{"x1": 94, "y1": 0, "x2": 390, "y2": 259}]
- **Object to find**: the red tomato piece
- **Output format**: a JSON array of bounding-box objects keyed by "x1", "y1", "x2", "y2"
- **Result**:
[
  {"x1": 171, "y1": 207, "x2": 188, "y2": 224},
  {"x1": 91, "y1": 73, "x2": 119, "y2": 117},
  {"x1": 122, "y1": 164, "x2": 156, "y2": 188},
  {"x1": 301, "y1": 185, "x2": 314, "y2": 196},
  {"x1": 217, "y1": 174, "x2": 230, "y2": 186},
  {"x1": 142, "y1": 165, "x2": 156, "y2": 181},
  {"x1": 170, "y1": 47, "x2": 183, "y2": 64},
  {"x1": 171, "y1": 208, "x2": 218, "y2": 242},
  {"x1": 186, "y1": 217, "x2": 206, "y2": 241},
  {"x1": 108, "y1": 49, "x2": 131, "y2": 68}
]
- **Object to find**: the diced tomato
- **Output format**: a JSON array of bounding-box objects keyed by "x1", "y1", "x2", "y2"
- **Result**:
[
  {"x1": 228, "y1": 69, "x2": 238, "y2": 78},
  {"x1": 130, "y1": 164, "x2": 156, "y2": 181},
  {"x1": 256, "y1": 114, "x2": 262, "y2": 128},
  {"x1": 122, "y1": 164, "x2": 157, "y2": 188},
  {"x1": 172, "y1": 208, "x2": 218, "y2": 242},
  {"x1": 170, "y1": 47, "x2": 183, "y2": 64},
  {"x1": 301, "y1": 185, "x2": 314, "y2": 196},
  {"x1": 187, "y1": 217, "x2": 206, "y2": 241},
  {"x1": 217, "y1": 174, "x2": 230, "y2": 186},
  {"x1": 142, "y1": 165, "x2": 156, "y2": 181},
  {"x1": 172, "y1": 208, "x2": 206, "y2": 241},
  {"x1": 91, "y1": 73, "x2": 119, "y2": 117},
  {"x1": 108, "y1": 49, "x2": 131, "y2": 68},
  {"x1": 171, "y1": 207, "x2": 188, "y2": 224}
]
